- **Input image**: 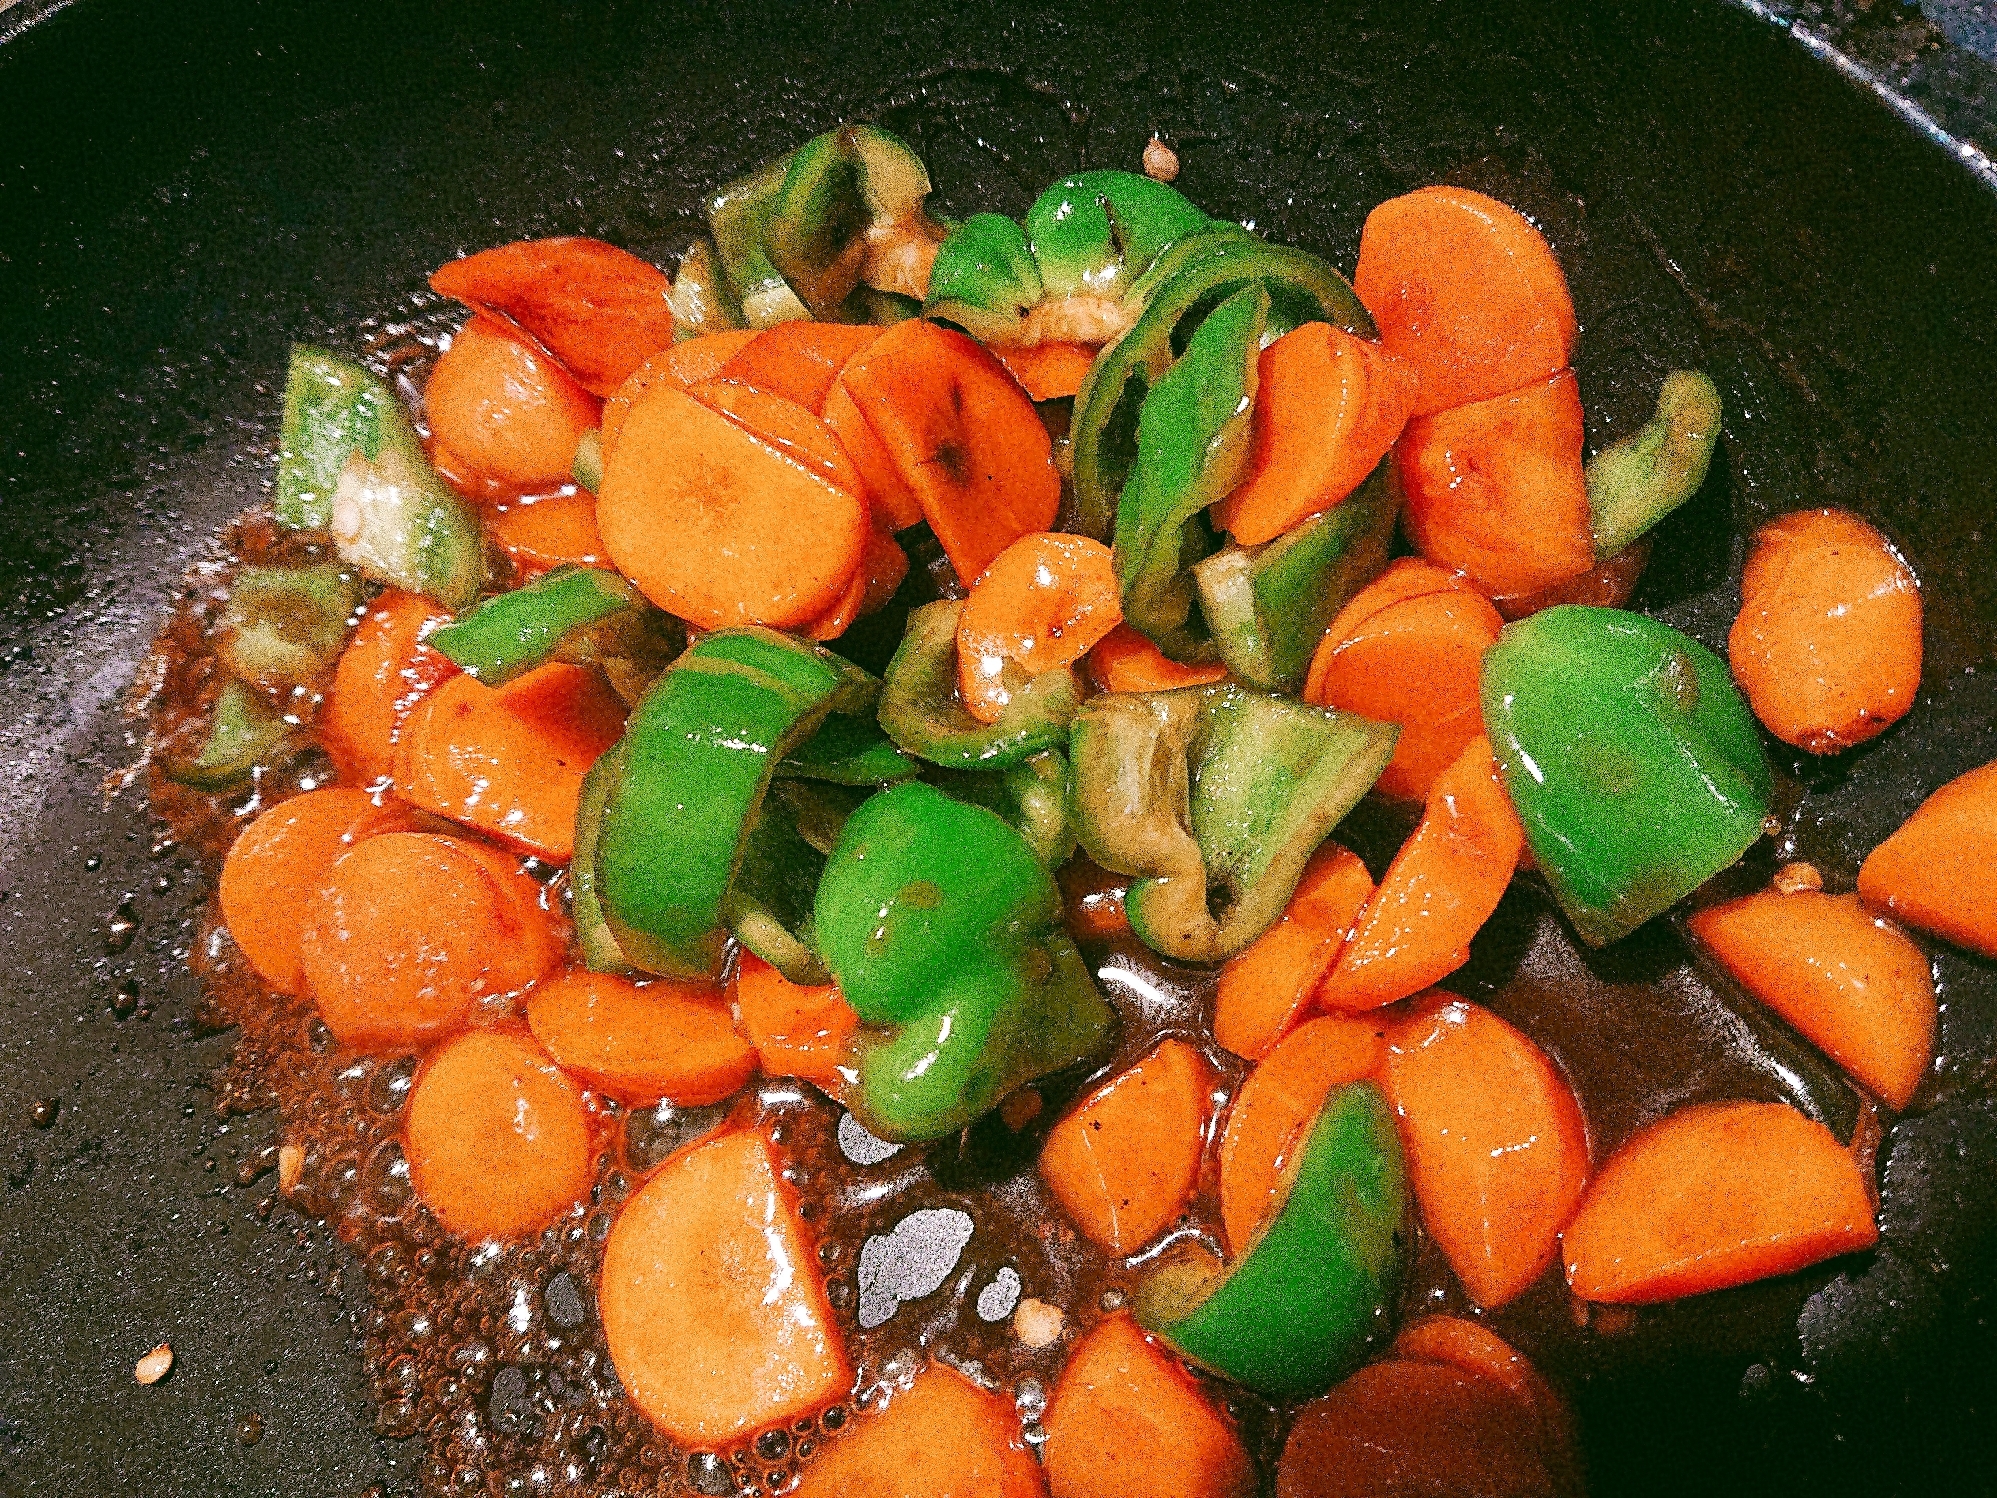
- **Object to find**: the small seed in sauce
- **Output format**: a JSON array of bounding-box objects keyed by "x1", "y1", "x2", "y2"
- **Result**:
[
  {"x1": 1014, "y1": 1298, "x2": 1063, "y2": 1348},
  {"x1": 1773, "y1": 861, "x2": 1824, "y2": 894},
  {"x1": 1143, "y1": 136, "x2": 1181, "y2": 183},
  {"x1": 135, "y1": 1343, "x2": 174, "y2": 1385}
]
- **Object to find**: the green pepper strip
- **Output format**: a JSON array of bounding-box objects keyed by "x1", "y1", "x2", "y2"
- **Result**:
[
  {"x1": 1023, "y1": 169, "x2": 1211, "y2": 300},
  {"x1": 1587, "y1": 370, "x2": 1723, "y2": 559},
  {"x1": 1141, "y1": 1081, "x2": 1405, "y2": 1399},
  {"x1": 924, "y1": 213, "x2": 1045, "y2": 345},
  {"x1": 163, "y1": 680, "x2": 302, "y2": 793},
  {"x1": 1070, "y1": 683, "x2": 1398, "y2": 963},
  {"x1": 665, "y1": 236, "x2": 746, "y2": 342},
  {"x1": 815, "y1": 781, "x2": 1116, "y2": 1141},
  {"x1": 1191, "y1": 461, "x2": 1399, "y2": 692},
  {"x1": 218, "y1": 563, "x2": 362, "y2": 689},
  {"x1": 928, "y1": 749, "x2": 1076, "y2": 868},
  {"x1": 776, "y1": 711, "x2": 920, "y2": 786},
  {"x1": 571, "y1": 742, "x2": 633, "y2": 974},
  {"x1": 878, "y1": 600, "x2": 1082, "y2": 769},
  {"x1": 275, "y1": 347, "x2": 486, "y2": 610},
  {"x1": 1070, "y1": 225, "x2": 1376, "y2": 539},
  {"x1": 429, "y1": 566, "x2": 642, "y2": 687},
  {"x1": 707, "y1": 151, "x2": 811, "y2": 329},
  {"x1": 1113, "y1": 283, "x2": 1268, "y2": 662},
  {"x1": 1480, "y1": 605, "x2": 1771, "y2": 947},
  {"x1": 594, "y1": 628, "x2": 877, "y2": 978}
]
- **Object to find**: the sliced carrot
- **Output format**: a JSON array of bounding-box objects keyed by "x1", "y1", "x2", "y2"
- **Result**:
[
  {"x1": 598, "y1": 384, "x2": 869, "y2": 629},
  {"x1": 1382, "y1": 995, "x2": 1589, "y2": 1308},
  {"x1": 1213, "y1": 324, "x2": 1417, "y2": 546},
  {"x1": 1214, "y1": 843, "x2": 1375, "y2": 1061},
  {"x1": 957, "y1": 533, "x2": 1122, "y2": 724},
  {"x1": 1688, "y1": 890, "x2": 1935, "y2": 1109},
  {"x1": 1304, "y1": 558, "x2": 1503, "y2": 802},
  {"x1": 1318, "y1": 737, "x2": 1524, "y2": 1012},
  {"x1": 393, "y1": 660, "x2": 626, "y2": 862},
  {"x1": 525, "y1": 969, "x2": 756, "y2": 1106},
  {"x1": 299, "y1": 831, "x2": 563, "y2": 1051},
  {"x1": 732, "y1": 951, "x2": 860, "y2": 1090},
  {"x1": 1087, "y1": 623, "x2": 1230, "y2": 693},
  {"x1": 430, "y1": 236, "x2": 676, "y2": 396},
  {"x1": 717, "y1": 321, "x2": 882, "y2": 411},
  {"x1": 995, "y1": 341, "x2": 1099, "y2": 402},
  {"x1": 1858, "y1": 759, "x2": 1997, "y2": 958},
  {"x1": 1058, "y1": 858, "x2": 1132, "y2": 942},
  {"x1": 1217, "y1": 1015, "x2": 1386, "y2": 1255},
  {"x1": 1729, "y1": 507, "x2": 1923, "y2": 754},
  {"x1": 1398, "y1": 368, "x2": 1594, "y2": 597},
  {"x1": 1040, "y1": 1039, "x2": 1212, "y2": 1254},
  {"x1": 1352, "y1": 184, "x2": 1577, "y2": 419},
  {"x1": 1561, "y1": 1100, "x2": 1878, "y2": 1304},
  {"x1": 837, "y1": 319, "x2": 1061, "y2": 584},
  {"x1": 685, "y1": 377, "x2": 872, "y2": 501},
  {"x1": 1492, "y1": 536, "x2": 1650, "y2": 621},
  {"x1": 425, "y1": 313, "x2": 601, "y2": 490},
  {"x1": 1394, "y1": 1316, "x2": 1557, "y2": 1426},
  {"x1": 1043, "y1": 1313, "x2": 1255, "y2": 1498},
  {"x1": 404, "y1": 1029, "x2": 592, "y2": 1241},
  {"x1": 217, "y1": 788, "x2": 419, "y2": 995},
  {"x1": 824, "y1": 368, "x2": 924, "y2": 531},
  {"x1": 802, "y1": 529, "x2": 910, "y2": 642},
  {"x1": 600, "y1": 1128, "x2": 852, "y2": 1448},
  {"x1": 487, "y1": 491, "x2": 608, "y2": 576},
  {"x1": 794, "y1": 1363, "x2": 1044, "y2": 1498},
  {"x1": 320, "y1": 590, "x2": 458, "y2": 786},
  {"x1": 601, "y1": 329, "x2": 761, "y2": 460}
]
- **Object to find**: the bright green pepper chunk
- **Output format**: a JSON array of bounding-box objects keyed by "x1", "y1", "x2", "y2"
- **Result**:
[
  {"x1": 1140, "y1": 1081, "x2": 1405, "y2": 1399},
  {"x1": 571, "y1": 742, "x2": 633, "y2": 975},
  {"x1": 1587, "y1": 370, "x2": 1723, "y2": 558},
  {"x1": 924, "y1": 213, "x2": 1045, "y2": 344},
  {"x1": 929, "y1": 750, "x2": 1076, "y2": 868},
  {"x1": 815, "y1": 782, "x2": 1115, "y2": 1141},
  {"x1": 218, "y1": 563, "x2": 362, "y2": 689},
  {"x1": 1070, "y1": 684, "x2": 1398, "y2": 962},
  {"x1": 163, "y1": 679, "x2": 303, "y2": 792},
  {"x1": 275, "y1": 348, "x2": 486, "y2": 610},
  {"x1": 707, "y1": 152, "x2": 811, "y2": 329},
  {"x1": 1113, "y1": 284, "x2": 1268, "y2": 662},
  {"x1": 430, "y1": 566, "x2": 643, "y2": 686},
  {"x1": 1023, "y1": 170, "x2": 1211, "y2": 299},
  {"x1": 1192, "y1": 461, "x2": 1399, "y2": 692},
  {"x1": 878, "y1": 600, "x2": 1082, "y2": 768},
  {"x1": 1481, "y1": 605, "x2": 1772, "y2": 946},
  {"x1": 665, "y1": 236, "x2": 746, "y2": 342},
  {"x1": 777, "y1": 711, "x2": 920, "y2": 786}
]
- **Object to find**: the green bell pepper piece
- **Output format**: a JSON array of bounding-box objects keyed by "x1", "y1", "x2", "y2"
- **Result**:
[
  {"x1": 707, "y1": 151, "x2": 811, "y2": 329},
  {"x1": 929, "y1": 750, "x2": 1076, "y2": 868},
  {"x1": 767, "y1": 129, "x2": 875, "y2": 318},
  {"x1": 815, "y1": 781, "x2": 1115, "y2": 1141},
  {"x1": 275, "y1": 348, "x2": 486, "y2": 611},
  {"x1": 1191, "y1": 461, "x2": 1399, "y2": 692},
  {"x1": 1587, "y1": 370, "x2": 1723, "y2": 559},
  {"x1": 769, "y1": 778, "x2": 874, "y2": 857},
  {"x1": 1023, "y1": 170, "x2": 1211, "y2": 300},
  {"x1": 850, "y1": 287, "x2": 922, "y2": 326},
  {"x1": 776, "y1": 711, "x2": 920, "y2": 786},
  {"x1": 218, "y1": 563, "x2": 362, "y2": 689},
  {"x1": 163, "y1": 679, "x2": 303, "y2": 792},
  {"x1": 1113, "y1": 283, "x2": 1268, "y2": 662},
  {"x1": 595, "y1": 628, "x2": 876, "y2": 977},
  {"x1": 1071, "y1": 225, "x2": 1374, "y2": 539},
  {"x1": 1140, "y1": 1081, "x2": 1404, "y2": 1399},
  {"x1": 924, "y1": 213, "x2": 1045, "y2": 345},
  {"x1": 1070, "y1": 683, "x2": 1398, "y2": 963},
  {"x1": 1481, "y1": 605, "x2": 1772, "y2": 947},
  {"x1": 729, "y1": 796, "x2": 831, "y2": 984},
  {"x1": 429, "y1": 566, "x2": 643, "y2": 687},
  {"x1": 665, "y1": 236, "x2": 746, "y2": 342},
  {"x1": 571, "y1": 742, "x2": 634, "y2": 975},
  {"x1": 878, "y1": 600, "x2": 1083, "y2": 768}
]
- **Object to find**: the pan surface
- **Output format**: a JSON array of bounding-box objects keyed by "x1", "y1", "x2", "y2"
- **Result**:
[{"x1": 1, "y1": 1, "x2": 1993, "y2": 1494}]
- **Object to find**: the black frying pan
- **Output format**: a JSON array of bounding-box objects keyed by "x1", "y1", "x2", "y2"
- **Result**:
[{"x1": 3, "y1": 1, "x2": 1994, "y2": 1494}]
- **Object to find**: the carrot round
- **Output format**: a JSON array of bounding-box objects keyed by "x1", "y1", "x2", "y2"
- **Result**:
[
  {"x1": 731, "y1": 951, "x2": 859, "y2": 1090},
  {"x1": 685, "y1": 377, "x2": 872, "y2": 501},
  {"x1": 601, "y1": 329, "x2": 760, "y2": 460},
  {"x1": 1317, "y1": 736, "x2": 1524, "y2": 1012},
  {"x1": 836, "y1": 319, "x2": 1060, "y2": 584},
  {"x1": 425, "y1": 313, "x2": 600, "y2": 490},
  {"x1": 298, "y1": 831, "x2": 563, "y2": 1051},
  {"x1": 217, "y1": 788, "x2": 418, "y2": 995},
  {"x1": 802, "y1": 529, "x2": 910, "y2": 642},
  {"x1": 601, "y1": 1128, "x2": 852, "y2": 1448},
  {"x1": 320, "y1": 590, "x2": 457, "y2": 786},
  {"x1": 716, "y1": 320, "x2": 882, "y2": 411},
  {"x1": 1729, "y1": 507, "x2": 1923, "y2": 754},
  {"x1": 1492, "y1": 536, "x2": 1650, "y2": 621},
  {"x1": 1392, "y1": 1316, "x2": 1566, "y2": 1440},
  {"x1": 404, "y1": 1029, "x2": 592, "y2": 1241},
  {"x1": 1561, "y1": 1100, "x2": 1878, "y2": 1304},
  {"x1": 394, "y1": 660, "x2": 626, "y2": 862},
  {"x1": 1040, "y1": 1039, "x2": 1212, "y2": 1254},
  {"x1": 597, "y1": 384, "x2": 868, "y2": 629},
  {"x1": 430, "y1": 236, "x2": 676, "y2": 396},
  {"x1": 1383, "y1": 995, "x2": 1589, "y2": 1308},
  {"x1": 1398, "y1": 367, "x2": 1593, "y2": 597},
  {"x1": 1043, "y1": 1313, "x2": 1255, "y2": 1498},
  {"x1": 1688, "y1": 890, "x2": 1935, "y2": 1108},
  {"x1": 823, "y1": 366, "x2": 924, "y2": 531},
  {"x1": 1858, "y1": 759, "x2": 1997, "y2": 958},
  {"x1": 1217, "y1": 1014, "x2": 1386, "y2": 1255},
  {"x1": 1214, "y1": 842, "x2": 1374, "y2": 1061},
  {"x1": 1304, "y1": 558, "x2": 1503, "y2": 802},
  {"x1": 957, "y1": 533, "x2": 1122, "y2": 724},
  {"x1": 1087, "y1": 623, "x2": 1230, "y2": 693},
  {"x1": 1352, "y1": 185, "x2": 1577, "y2": 419},
  {"x1": 995, "y1": 341, "x2": 1099, "y2": 402},
  {"x1": 487, "y1": 492, "x2": 607, "y2": 576},
  {"x1": 1214, "y1": 323, "x2": 1416, "y2": 546},
  {"x1": 525, "y1": 969, "x2": 756, "y2": 1107},
  {"x1": 793, "y1": 1363, "x2": 1045, "y2": 1498}
]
